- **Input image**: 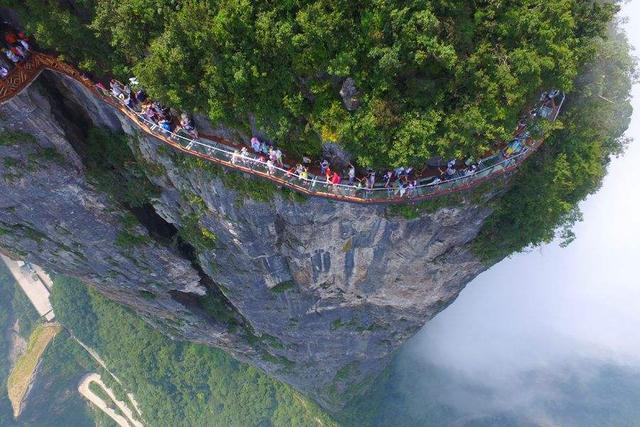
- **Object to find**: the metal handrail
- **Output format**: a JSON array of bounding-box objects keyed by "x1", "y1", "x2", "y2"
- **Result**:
[
  {"x1": 0, "y1": 52, "x2": 565, "y2": 204},
  {"x1": 120, "y1": 100, "x2": 545, "y2": 195}
]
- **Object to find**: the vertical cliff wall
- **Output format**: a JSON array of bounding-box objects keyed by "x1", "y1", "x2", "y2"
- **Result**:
[{"x1": 0, "y1": 71, "x2": 498, "y2": 410}]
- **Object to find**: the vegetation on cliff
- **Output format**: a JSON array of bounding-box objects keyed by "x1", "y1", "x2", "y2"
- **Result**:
[
  {"x1": 0, "y1": 265, "x2": 100, "y2": 426},
  {"x1": 6, "y1": 323, "x2": 61, "y2": 417},
  {"x1": 474, "y1": 21, "x2": 635, "y2": 262},
  {"x1": 7, "y1": 0, "x2": 618, "y2": 166},
  {"x1": 51, "y1": 276, "x2": 336, "y2": 426}
]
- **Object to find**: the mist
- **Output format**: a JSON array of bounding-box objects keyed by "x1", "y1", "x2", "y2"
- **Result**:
[{"x1": 383, "y1": 2, "x2": 640, "y2": 425}]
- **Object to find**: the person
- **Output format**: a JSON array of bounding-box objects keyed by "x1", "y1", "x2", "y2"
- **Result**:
[
  {"x1": 123, "y1": 93, "x2": 135, "y2": 108},
  {"x1": 320, "y1": 159, "x2": 330, "y2": 175},
  {"x1": 324, "y1": 166, "x2": 332, "y2": 182},
  {"x1": 0, "y1": 66, "x2": 8, "y2": 79},
  {"x1": 237, "y1": 147, "x2": 248, "y2": 165},
  {"x1": 4, "y1": 31, "x2": 17, "y2": 45},
  {"x1": 16, "y1": 31, "x2": 29, "y2": 43},
  {"x1": 266, "y1": 159, "x2": 276, "y2": 175},
  {"x1": 269, "y1": 147, "x2": 277, "y2": 163},
  {"x1": 347, "y1": 164, "x2": 355, "y2": 185},
  {"x1": 2, "y1": 48, "x2": 19, "y2": 64},
  {"x1": 10, "y1": 44, "x2": 26, "y2": 60},
  {"x1": 231, "y1": 149, "x2": 240, "y2": 165},
  {"x1": 395, "y1": 180, "x2": 406, "y2": 197},
  {"x1": 302, "y1": 155, "x2": 312, "y2": 166},
  {"x1": 383, "y1": 171, "x2": 393, "y2": 188},
  {"x1": 18, "y1": 37, "x2": 29, "y2": 53},
  {"x1": 251, "y1": 137, "x2": 261, "y2": 153},
  {"x1": 275, "y1": 148, "x2": 283, "y2": 167},
  {"x1": 367, "y1": 171, "x2": 376, "y2": 190},
  {"x1": 110, "y1": 79, "x2": 124, "y2": 98},
  {"x1": 259, "y1": 141, "x2": 269, "y2": 155},
  {"x1": 158, "y1": 118, "x2": 172, "y2": 134},
  {"x1": 178, "y1": 113, "x2": 198, "y2": 138},
  {"x1": 299, "y1": 166, "x2": 309, "y2": 182},
  {"x1": 407, "y1": 180, "x2": 416, "y2": 196},
  {"x1": 135, "y1": 89, "x2": 147, "y2": 104},
  {"x1": 142, "y1": 103, "x2": 157, "y2": 123},
  {"x1": 330, "y1": 171, "x2": 341, "y2": 186}
]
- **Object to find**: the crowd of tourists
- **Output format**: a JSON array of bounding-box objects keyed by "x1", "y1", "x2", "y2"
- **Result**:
[
  {"x1": 101, "y1": 77, "x2": 199, "y2": 141},
  {"x1": 0, "y1": 21, "x2": 561, "y2": 199},
  {"x1": 0, "y1": 26, "x2": 31, "y2": 79},
  {"x1": 102, "y1": 74, "x2": 560, "y2": 197}
]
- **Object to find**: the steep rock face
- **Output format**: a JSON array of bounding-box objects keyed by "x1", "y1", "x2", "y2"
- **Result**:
[{"x1": 0, "y1": 71, "x2": 494, "y2": 410}]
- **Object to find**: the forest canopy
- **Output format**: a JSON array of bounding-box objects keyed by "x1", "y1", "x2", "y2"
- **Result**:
[{"x1": 4, "y1": 0, "x2": 619, "y2": 166}]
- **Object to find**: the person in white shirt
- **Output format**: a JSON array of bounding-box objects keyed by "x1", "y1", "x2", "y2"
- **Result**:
[
  {"x1": 266, "y1": 159, "x2": 276, "y2": 175},
  {"x1": 0, "y1": 66, "x2": 8, "y2": 79},
  {"x1": 348, "y1": 164, "x2": 356, "y2": 185},
  {"x1": 3, "y1": 49, "x2": 19, "y2": 64}
]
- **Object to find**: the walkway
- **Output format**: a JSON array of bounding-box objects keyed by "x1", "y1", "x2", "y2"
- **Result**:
[{"x1": 0, "y1": 52, "x2": 565, "y2": 204}]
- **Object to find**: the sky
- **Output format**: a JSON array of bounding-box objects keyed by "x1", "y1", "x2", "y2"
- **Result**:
[{"x1": 398, "y1": 1, "x2": 640, "y2": 424}]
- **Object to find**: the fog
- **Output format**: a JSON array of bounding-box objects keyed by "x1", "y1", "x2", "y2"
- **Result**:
[{"x1": 393, "y1": 2, "x2": 640, "y2": 425}]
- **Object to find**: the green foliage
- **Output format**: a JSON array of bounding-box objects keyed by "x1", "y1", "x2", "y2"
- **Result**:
[
  {"x1": 0, "y1": 262, "x2": 16, "y2": 426},
  {"x1": 196, "y1": 290, "x2": 238, "y2": 327},
  {"x1": 387, "y1": 192, "x2": 465, "y2": 219},
  {"x1": 115, "y1": 230, "x2": 152, "y2": 248},
  {"x1": 84, "y1": 127, "x2": 160, "y2": 208},
  {"x1": 0, "y1": 130, "x2": 36, "y2": 146},
  {"x1": 474, "y1": 24, "x2": 636, "y2": 262},
  {"x1": 6, "y1": 0, "x2": 129, "y2": 77},
  {"x1": 0, "y1": 271, "x2": 97, "y2": 426},
  {"x1": 51, "y1": 276, "x2": 99, "y2": 347},
  {"x1": 50, "y1": 276, "x2": 336, "y2": 426},
  {"x1": 138, "y1": 289, "x2": 156, "y2": 300},
  {"x1": 88, "y1": 382, "x2": 112, "y2": 406},
  {"x1": 11, "y1": 0, "x2": 618, "y2": 167},
  {"x1": 18, "y1": 331, "x2": 98, "y2": 427},
  {"x1": 271, "y1": 280, "x2": 296, "y2": 293},
  {"x1": 178, "y1": 213, "x2": 217, "y2": 252}
]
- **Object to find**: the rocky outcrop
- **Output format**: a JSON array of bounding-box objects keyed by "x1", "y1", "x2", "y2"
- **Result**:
[
  {"x1": 340, "y1": 77, "x2": 360, "y2": 111},
  {"x1": 0, "y1": 70, "x2": 496, "y2": 410}
]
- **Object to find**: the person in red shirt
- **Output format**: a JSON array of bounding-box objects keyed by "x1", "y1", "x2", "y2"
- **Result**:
[
  {"x1": 4, "y1": 32, "x2": 17, "y2": 45},
  {"x1": 330, "y1": 172, "x2": 341, "y2": 185}
]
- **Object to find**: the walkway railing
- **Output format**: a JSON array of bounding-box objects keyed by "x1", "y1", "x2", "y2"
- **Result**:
[{"x1": 0, "y1": 52, "x2": 565, "y2": 205}]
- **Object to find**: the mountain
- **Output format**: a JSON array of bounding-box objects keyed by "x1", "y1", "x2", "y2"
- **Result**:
[{"x1": 0, "y1": 0, "x2": 633, "y2": 412}]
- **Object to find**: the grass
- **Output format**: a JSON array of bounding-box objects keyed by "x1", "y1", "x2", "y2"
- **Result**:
[{"x1": 7, "y1": 324, "x2": 62, "y2": 417}]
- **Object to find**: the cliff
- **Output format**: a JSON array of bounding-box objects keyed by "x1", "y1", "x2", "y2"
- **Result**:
[{"x1": 0, "y1": 70, "x2": 497, "y2": 410}]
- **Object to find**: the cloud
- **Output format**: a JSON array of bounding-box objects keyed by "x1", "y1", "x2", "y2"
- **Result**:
[{"x1": 382, "y1": 4, "x2": 640, "y2": 424}]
